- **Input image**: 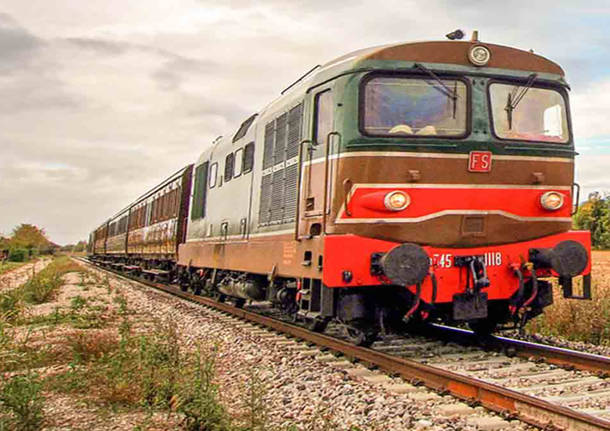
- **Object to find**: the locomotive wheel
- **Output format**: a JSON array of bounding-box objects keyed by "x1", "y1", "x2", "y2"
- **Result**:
[
  {"x1": 234, "y1": 298, "x2": 246, "y2": 308},
  {"x1": 344, "y1": 320, "x2": 378, "y2": 347},
  {"x1": 468, "y1": 318, "x2": 498, "y2": 336},
  {"x1": 307, "y1": 317, "x2": 329, "y2": 333}
]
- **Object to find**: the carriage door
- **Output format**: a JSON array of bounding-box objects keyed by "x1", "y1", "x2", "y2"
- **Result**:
[{"x1": 298, "y1": 89, "x2": 334, "y2": 239}]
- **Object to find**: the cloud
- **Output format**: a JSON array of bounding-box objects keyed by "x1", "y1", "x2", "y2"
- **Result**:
[
  {"x1": 62, "y1": 37, "x2": 128, "y2": 55},
  {"x1": 575, "y1": 154, "x2": 610, "y2": 199},
  {"x1": 0, "y1": 13, "x2": 41, "y2": 54}
]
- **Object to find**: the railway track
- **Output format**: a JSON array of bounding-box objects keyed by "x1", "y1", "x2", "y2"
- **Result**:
[{"x1": 78, "y1": 258, "x2": 610, "y2": 431}]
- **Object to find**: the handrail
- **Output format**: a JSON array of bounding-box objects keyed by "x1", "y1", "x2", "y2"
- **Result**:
[
  {"x1": 322, "y1": 132, "x2": 342, "y2": 235},
  {"x1": 294, "y1": 139, "x2": 312, "y2": 241},
  {"x1": 281, "y1": 65, "x2": 321, "y2": 95}
]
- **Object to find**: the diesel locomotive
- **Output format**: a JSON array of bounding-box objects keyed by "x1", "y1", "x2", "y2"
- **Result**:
[{"x1": 89, "y1": 34, "x2": 592, "y2": 345}]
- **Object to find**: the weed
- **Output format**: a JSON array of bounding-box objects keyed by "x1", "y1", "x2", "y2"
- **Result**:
[
  {"x1": 0, "y1": 290, "x2": 23, "y2": 322},
  {"x1": 70, "y1": 295, "x2": 87, "y2": 311},
  {"x1": 137, "y1": 318, "x2": 181, "y2": 409},
  {"x1": 103, "y1": 276, "x2": 111, "y2": 294},
  {"x1": 527, "y1": 253, "x2": 610, "y2": 346},
  {"x1": 113, "y1": 294, "x2": 128, "y2": 315},
  {"x1": 179, "y1": 346, "x2": 231, "y2": 431},
  {"x1": 238, "y1": 369, "x2": 269, "y2": 431},
  {"x1": 0, "y1": 373, "x2": 44, "y2": 431},
  {"x1": 69, "y1": 330, "x2": 119, "y2": 364}
]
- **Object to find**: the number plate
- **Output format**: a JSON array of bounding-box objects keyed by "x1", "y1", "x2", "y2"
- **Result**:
[
  {"x1": 432, "y1": 252, "x2": 503, "y2": 269},
  {"x1": 468, "y1": 151, "x2": 492, "y2": 172}
]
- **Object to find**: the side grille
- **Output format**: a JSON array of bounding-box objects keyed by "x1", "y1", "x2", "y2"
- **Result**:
[
  {"x1": 263, "y1": 122, "x2": 275, "y2": 170},
  {"x1": 259, "y1": 102, "x2": 303, "y2": 226},
  {"x1": 259, "y1": 174, "x2": 273, "y2": 224},
  {"x1": 283, "y1": 163, "x2": 298, "y2": 222}
]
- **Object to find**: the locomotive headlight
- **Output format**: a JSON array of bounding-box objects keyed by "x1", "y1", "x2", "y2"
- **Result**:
[
  {"x1": 384, "y1": 191, "x2": 410, "y2": 211},
  {"x1": 468, "y1": 45, "x2": 491, "y2": 66},
  {"x1": 540, "y1": 191, "x2": 564, "y2": 211}
]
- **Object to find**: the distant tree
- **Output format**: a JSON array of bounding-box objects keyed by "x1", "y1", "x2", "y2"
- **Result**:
[
  {"x1": 9, "y1": 224, "x2": 51, "y2": 251},
  {"x1": 73, "y1": 240, "x2": 87, "y2": 252},
  {"x1": 573, "y1": 192, "x2": 610, "y2": 249},
  {"x1": 60, "y1": 244, "x2": 75, "y2": 252}
]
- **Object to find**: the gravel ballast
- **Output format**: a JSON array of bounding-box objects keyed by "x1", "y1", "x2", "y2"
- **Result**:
[{"x1": 90, "y1": 264, "x2": 536, "y2": 431}]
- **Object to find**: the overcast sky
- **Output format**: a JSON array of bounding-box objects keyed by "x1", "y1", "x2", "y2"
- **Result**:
[{"x1": 1, "y1": 1, "x2": 609, "y2": 245}]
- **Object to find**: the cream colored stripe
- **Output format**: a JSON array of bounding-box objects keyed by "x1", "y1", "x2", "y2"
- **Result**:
[
  {"x1": 303, "y1": 151, "x2": 572, "y2": 166},
  {"x1": 335, "y1": 210, "x2": 573, "y2": 224}
]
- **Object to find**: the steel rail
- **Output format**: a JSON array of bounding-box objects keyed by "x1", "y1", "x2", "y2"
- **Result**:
[
  {"x1": 425, "y1": 324, "x2": 610, "y2": 376},
  {"x1": 81, "y1": 259, "x2": 610, "y2": 431}
]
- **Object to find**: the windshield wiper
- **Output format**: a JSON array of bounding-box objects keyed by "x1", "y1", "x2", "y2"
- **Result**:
[
  {"x1": 414, "y1": 63, "x2": 459, "y2": 118},
  {"x1": 505, "y1": 73, "x2": 538, "y2": 129}
]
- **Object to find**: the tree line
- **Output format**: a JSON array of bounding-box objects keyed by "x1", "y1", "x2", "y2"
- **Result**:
[
  {"x1": 1, "y1": 224, "x2": 88, "y2": 262},
  {"x1": 2, "y1": 224, "x2": 58, "y2": 262},
  {"x1": 573, "y1": 192, "x2": 610, "y2": 249}
]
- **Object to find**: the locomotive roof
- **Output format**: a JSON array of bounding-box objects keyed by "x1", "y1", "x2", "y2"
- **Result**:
[{"x1": 323, "y1": 40, "x2": 564, "y2": 76}]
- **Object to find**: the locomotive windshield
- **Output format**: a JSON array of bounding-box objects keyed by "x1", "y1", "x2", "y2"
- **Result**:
[
  {"x1": 489, "y1": 83, "x2": 569, "y2": 143},
  {"x1": 362, "y1": 76, "x2": 468, "y2": 137}
]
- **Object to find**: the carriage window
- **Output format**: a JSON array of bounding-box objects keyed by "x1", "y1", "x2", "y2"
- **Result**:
[
  {"x1": 225, "y1": 154, "x2": 234, "y2": 182},
  {"x1": 489, "y1": 83, "x2": 569, "y2": 143},
  {"x1": 243, "y1": 142, "x2": 254, "y2": 173},
  {"x1": 314, "y1": 90, "x2": 333, "y2": 145},
  {"x1": 209, "y1": 163, "x2": 218, "y2": 188},
  {"x1": 234, "y1": 148, "x2": 243, "y2": 177},
  {"x1": 363, "y1": 76, "x2": 467, "y2": 137}
]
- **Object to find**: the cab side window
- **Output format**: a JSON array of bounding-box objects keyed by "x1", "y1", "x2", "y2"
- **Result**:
[{"x1": 314, "y1": 90, "x2": 333, "y2": 146}]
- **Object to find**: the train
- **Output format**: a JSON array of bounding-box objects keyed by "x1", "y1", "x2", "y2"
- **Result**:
[{"x1": 88, "y1": 33, "x2": 592, "y2": 346}]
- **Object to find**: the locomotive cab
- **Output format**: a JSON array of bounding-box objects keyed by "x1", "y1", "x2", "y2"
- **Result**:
[{"x1": 307, "y1": 40, "x2": 591, "y2": 343}]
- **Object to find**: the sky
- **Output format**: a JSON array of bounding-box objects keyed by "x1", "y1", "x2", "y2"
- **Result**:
[{"x1": 1, "y1": 1, "x2": 610, "y2": 245}]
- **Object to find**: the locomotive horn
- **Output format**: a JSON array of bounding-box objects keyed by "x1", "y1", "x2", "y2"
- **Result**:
[
  {"x1": 445, "y1": 29, "x2": 465, "y2": 40},
  {"x1": 529, "y1": 240, "x2": 588, "y2": 278},
  {"x1": 380, "y1": 243, "x2": 430, "y2": 286}
]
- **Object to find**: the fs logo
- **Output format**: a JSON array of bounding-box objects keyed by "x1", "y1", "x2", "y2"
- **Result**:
[{"x1": 468, "y1": 151, "x2": 492, "y2": 173}]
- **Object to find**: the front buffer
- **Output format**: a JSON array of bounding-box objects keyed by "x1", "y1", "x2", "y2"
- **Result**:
[{"x1": 323, "y1": 231, "x2": 592, "y2": 334}]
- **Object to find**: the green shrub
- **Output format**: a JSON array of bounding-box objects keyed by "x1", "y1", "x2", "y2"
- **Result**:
[
  {"x1": 8, "y1": 249, "x2": 28, "y2": 263},
  {"x1": 0, "y1": 373, "x2": 45, "y2": 431},
  {"x1": 21, "y1": 272, "x2": 62, "y2": 305}
]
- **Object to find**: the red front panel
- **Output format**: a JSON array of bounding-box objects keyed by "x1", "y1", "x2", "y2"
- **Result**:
[
  {"x1": 338, "y1": 185, "x2": 572, "y2": 222},
  {"x1": 323, "y1": 231, "x2": 592, "y2": 303}
]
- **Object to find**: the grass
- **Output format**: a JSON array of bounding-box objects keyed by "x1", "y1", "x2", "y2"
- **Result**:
[
  {"x1": 526, "y1": 250, "x2": 610, "y2": 345},
  {"x1": 1, "y1": 256, "x2": 84, "y2": 322},
  {"x1": 0, "y1": 262, "x2": 26, "y2": 276},
  {"x1": 20, "y1": 257, "x2": 83, "y2": 305}
]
